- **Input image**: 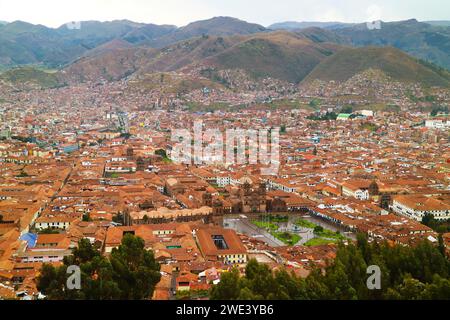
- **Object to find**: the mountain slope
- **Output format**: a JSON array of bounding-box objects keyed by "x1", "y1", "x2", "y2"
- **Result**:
[
  {"x1": 425, "y1": 21, "x2": 450, "y2": 27},
  {"x1": 61, "y1": 46, "x2": 154, "y2": 84},
  {"x1": 206, "y1": 31, "x2": 343, "y2": 83},
  {"x1": 0, "y1": 21, "x2": 86, "y2": 67},
  {"x1": 122, "y1": 24, "x2": 177, "y2": 44},
  {"x1": 138, "y1": 35, "x2": 240, "y2": 74},
  {"x1": 334, "y1": 19, "x2": 450, "y2": 70},
  {"x1": 0, "y1": 66, "x2": 62, "y2": 89},
  {"x1": 303, "y1": 46, "x2": 450, "y2": 87},
  {"x1": 0, "y1": 20, "x2": 174, "y2": 68},
  {"x1": 269, "y1": 21, "x2": 354, "y2": 30},
  {"x1": 294, "y1": 27, "x2": 348, "y2": 44},
  {"x1": 63, "y1": 30, "x2": 344, "y2": 85}
]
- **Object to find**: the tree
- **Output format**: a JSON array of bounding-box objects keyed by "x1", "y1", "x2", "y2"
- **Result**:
[
  {"x1": 209, "y1": 237, "x2": 450, "y2": 300},
  {"x1": 38, "y1": 228, "x2": 60, "y2": 235},
  {"x1": 438, "y1": 235, "x2": 446, "y2": 257},
  {"x1": 112, "y1": 212, "x2": 124, "y2": 224},
  {"x1": 82, "y1": 212, "x2": 92, "y2": 222},
  {"x1": 37, "y1": 235, "x2": 161, "y2": 300},
  {"x1": 314, "y1": 226, "x2": 324, "y2": 234},
  {"x1": 422, "y1": 213, "x2": 435, "y2": 227},
  {"x1": 341, "y1": 105, "x2": 353, "y2": 114},
  {"x1": 210, "y1": 268, "x2": 241, "y2": 300},
  {"x1": 155, "y1": 149, "x2": 167, "y2": 159},
  {"x1": 110, "y1": 234, "x2": 161, "y2": 300},
  {"x1": 70, "y1": 238, "x2": 100, "y2": 264}
]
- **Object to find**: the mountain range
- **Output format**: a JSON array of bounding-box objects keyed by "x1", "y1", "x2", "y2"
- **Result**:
[
  {"x1": 268, "y1": 21, "x2": 355, "y2": 30},
  {"x1": 0, "y1": 17, "x2": 449, "y2": 90}
]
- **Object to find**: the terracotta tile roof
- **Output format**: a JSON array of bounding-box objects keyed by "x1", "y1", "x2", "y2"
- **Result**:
[{"x1": 196, "y1": 227, "x2": 246, "y2": 258}]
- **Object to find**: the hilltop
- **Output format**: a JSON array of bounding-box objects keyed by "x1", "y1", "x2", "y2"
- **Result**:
[{"x1": 146, "y1": 17, "x2": 267, "y2": 48}]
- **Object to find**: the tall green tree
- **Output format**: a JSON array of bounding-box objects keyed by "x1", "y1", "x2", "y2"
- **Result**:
[
  {"x1": 37, "y1": 234, "x2": 160, "y2": 300},
  {"x1": 110, "y1": 234, "x2": 161, "y2": 300},
  {"x1": 210, "y1": 236, "x2": 450, "y2": 300}
]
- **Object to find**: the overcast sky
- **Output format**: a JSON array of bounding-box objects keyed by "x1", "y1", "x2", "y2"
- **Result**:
[{"x1": 0, "y1": 0, "x2": 448, "y2": 28}]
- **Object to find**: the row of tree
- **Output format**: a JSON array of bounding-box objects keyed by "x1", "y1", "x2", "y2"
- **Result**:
[
  {"x1": 211, "y1": 234, "x2": 450, "y2": 300},
  {"x1": 38, "y1": 233, "x2": 450, "y2": 300},
  {"x1": 37, "y1": 234, "x2": 161, "y2": 300}
]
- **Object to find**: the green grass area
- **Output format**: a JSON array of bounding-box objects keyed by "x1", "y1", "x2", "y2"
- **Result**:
[
  {"x1": 253, "y1": 217, "x2": 346, "y2": 247},
  {"x1": 360, "y1": 122, "x2": 379, "y2": 132},
  {"x1": 257, "y1": 215, "x2": 289, "y2": 223},
  {"x1": 252, "y1": 218, "x2": 300, "y2": 246},
  {"x1": 252, "y1": 221, "x2": 279, "y2": 231},
  {"x1": 295, "y1": 219, "x2": 317, "y2": 229},
  {"x1": 304, "y1": 238, "x2": 338, "y2": 246},
  {"x1": 272, "y1": 231, "x2": 301, "y2": 246},
  {"x1": 295, "y1": 219, "x2": 348, "y2": 246},
  {"x1": 315, "y1": 229, "x2": 347, "y2": 241},
  {"x1": 0, "y1": 66, "x2": 62, "y2": 88}
]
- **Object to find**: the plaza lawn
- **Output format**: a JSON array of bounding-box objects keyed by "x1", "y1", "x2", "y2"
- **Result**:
[
  {"x1": 295, "y1": 219, "x2": 317, "y2": 229},
  {"x1": 272, "y1": 232, "x2": 301, "y2": 246},
  {"x1": 315, "y1": 229, "x2": 347, "y2": 241},
  {"x1": 304, "y1": 238, "x2": 338, "y2": 246},
  {"x1": 258, "y1": 215, "x2": 289, "y2": 223},
  {"x1": 252, "y1": 221, "x2": 279, "y2": 231}
]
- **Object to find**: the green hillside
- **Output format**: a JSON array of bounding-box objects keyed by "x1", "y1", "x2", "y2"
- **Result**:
[
  {"x1": 304, "y1": 46, "x2": 450, "y2": 87},
  {"x1": 209, "y1": 31, "x2": 343, "y2": 83},
  {"x1": 334, "y1": 19, "x2": 450, "y2": 70},
  {"x1": 0, "y1": 66, "x2": 62, "y2": 89}
]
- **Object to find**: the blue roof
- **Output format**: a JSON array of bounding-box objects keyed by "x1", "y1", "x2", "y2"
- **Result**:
[{"x1": 20, "y1": 233, "x2": 38, "y2": 248}]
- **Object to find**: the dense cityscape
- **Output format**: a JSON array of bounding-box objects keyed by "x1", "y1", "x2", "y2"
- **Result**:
[{"x1": 0, "y1": 1, "x2": 450, "y2": 305}]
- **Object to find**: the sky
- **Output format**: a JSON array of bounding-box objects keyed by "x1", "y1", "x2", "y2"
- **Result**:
[{"x1": 0, "y1": 0, "x2": 448, "y2": 28}]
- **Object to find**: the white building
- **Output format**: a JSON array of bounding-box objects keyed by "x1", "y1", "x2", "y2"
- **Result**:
[
  {"x1": 392, "y1": 195, "x2": 450, "y2": 221},
  {"x1": 425, "y1": 119, "x2": 450, "y2": 130},
  {"x1": 342, "y1": 183, "x2": 370, "y2": 201},
  {"x1": 35, "y1": 215, "x2": 78, "y2": 231}
]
